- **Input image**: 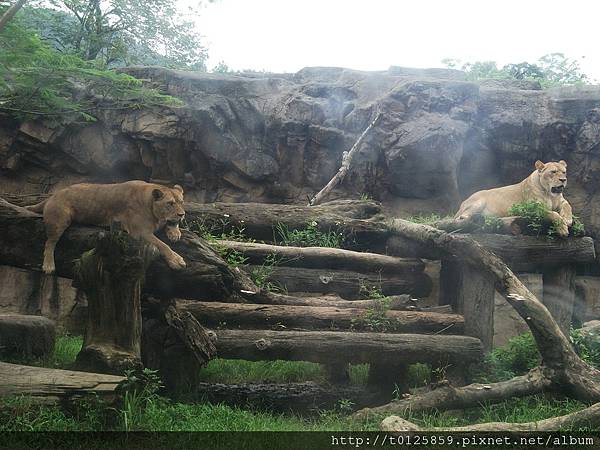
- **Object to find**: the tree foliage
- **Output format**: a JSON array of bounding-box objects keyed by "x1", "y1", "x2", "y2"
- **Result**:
[
  {"x1": 442, "y1": 53, "x2": 590, "y2": 87},
  {"x1": 0, "y1": 9, "x2": 183, "y2": 123},
  {"x1": 21, "y1": 0, "x2": 209, "y2": 69}
]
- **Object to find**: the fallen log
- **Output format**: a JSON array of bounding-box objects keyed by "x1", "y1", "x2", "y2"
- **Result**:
[
  {"x1": 186, "y1": 202, "x2": 389, "y2": 250},
  {"x1": 142, "y1": 300, "x2": 217, "y2": 394},
  {"x1": 193, "y1": 381, "x2": 382, "y2": 415},
  {"x1": 256, "y1": 293, "x2": 419, "y2": 310},
  {"x1": 242, "y1": 265, "x2": 432, "y2": 299},
  {"x1": 0, "y1": 200, "x2": 259, "y2": 302},
  {"x1": 214, "y1": 240, "x2": 424, "y2": 274},
  {"x1": 0, "y1": 314, "x2": 55, "y2": 359},
  {"x1": 177, "y1": 300, "x2": 464, "y2": 334},
  {"x1": 381, "y1": 401, "x2": 600, "y2": 431},
  {"x1": 212, "y1": 329, "x2": 483, "y2": 366},
  {"x1": 386, "y1": 233, "x2": 596, "y2": 271},
  {"x1": 0, "y1": 361, "x2": 124, "y2": 404}
]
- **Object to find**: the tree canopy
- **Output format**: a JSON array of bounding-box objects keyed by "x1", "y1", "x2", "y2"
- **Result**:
[
  {"x1": 15, "y1": 0, "x2": 210, "y2": 69},
  {"x1": 0, "y1": 3, "x2": 183, "y2": 123},
  {"x1": 442, "y1": 54, "x2": 590, "y2": 87}
]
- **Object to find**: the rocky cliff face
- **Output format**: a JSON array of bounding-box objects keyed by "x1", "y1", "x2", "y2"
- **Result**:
[{"x1": 2, "y1": 66, "x2": 600, "y2": 235}]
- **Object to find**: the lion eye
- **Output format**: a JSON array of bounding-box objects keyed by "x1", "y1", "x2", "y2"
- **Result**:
[{"x1": 168, "y1": 201, "x2": 175, "y2": 206}]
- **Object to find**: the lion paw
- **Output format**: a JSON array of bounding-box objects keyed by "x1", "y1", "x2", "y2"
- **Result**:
[
  {"x1": 166, "y1": 226, "x2": 181, "y2": 242},
  {"x1": 557, "y1": 224, "x2": 569, "y2": 238},
  {"x1": 42, "y1": 261, "x2": 56, "y2": 275},
  {"x1": 167, "y1": 253, "x2": 186, "y2": 270}
]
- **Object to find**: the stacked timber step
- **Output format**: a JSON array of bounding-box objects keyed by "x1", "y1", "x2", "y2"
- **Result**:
[{"x1": 180, "y1": 239, "x2": 483, "y2": 399}]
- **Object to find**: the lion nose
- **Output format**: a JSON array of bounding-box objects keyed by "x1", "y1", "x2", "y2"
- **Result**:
[
  {"x1": 559, "y1": 178, "x2": 566, "y2": 182},
  {"x1": 178, "y1": 212, "x2": 185, "y2": 218}
]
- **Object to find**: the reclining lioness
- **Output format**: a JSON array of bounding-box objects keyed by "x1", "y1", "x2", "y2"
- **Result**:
[
  {"x1": 26, "y1": 180, "x2": 187, "y2": 274},
  {"x1": 454, "y1": 160, "x2": 573, "y2": 237}
]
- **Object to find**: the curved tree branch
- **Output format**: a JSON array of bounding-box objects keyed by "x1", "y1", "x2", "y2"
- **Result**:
[{"x1": 354, "y1": 219, "x2": 600, "y2": 423}]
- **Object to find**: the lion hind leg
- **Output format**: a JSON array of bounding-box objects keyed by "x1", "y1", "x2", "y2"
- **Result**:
[
  {"x1": 42, "y1": 206, "x2": 73, "y2": 274},
  {"x1": 454, "y1": 200, "x2": 486, "y2": 221}
]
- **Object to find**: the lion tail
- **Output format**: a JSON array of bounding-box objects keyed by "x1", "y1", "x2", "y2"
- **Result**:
[{"x1": 25, "y1": 199, "x2": 47, "y2": 214}]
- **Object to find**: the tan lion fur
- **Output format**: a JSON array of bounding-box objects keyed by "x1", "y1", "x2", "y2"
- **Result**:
[
  {"x1": 26, "y1": 180, "x2": 187, "y2": 274},
  {"x1": 454, "y1": 160, "x2": 573, "y2": 237}
]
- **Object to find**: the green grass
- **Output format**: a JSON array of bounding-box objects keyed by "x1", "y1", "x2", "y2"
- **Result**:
[
  {"x1": 3, "y1": 333, "x2": 82, "y2": 369},
  {"x1": 274, "y1": 222, "x2": 344, "y2": 248},
  {"x1": 3, "y1": 332, "x2": 598, "y2": 431},
  {"x1": 198, "y1": 359, "x2": 370, "y2": 386}
]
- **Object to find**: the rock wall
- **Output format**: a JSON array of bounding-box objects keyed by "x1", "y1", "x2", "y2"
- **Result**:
[{"x1": 3, "y1": 66, "x2": 600, "y2": 233}]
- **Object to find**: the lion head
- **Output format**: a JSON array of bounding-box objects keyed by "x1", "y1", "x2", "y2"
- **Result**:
[
  {"x1": 535, "y1": 160, "x2": 568, "y2": 195},
  {"x1": 151, "y1": 184, "x2": 185, "y2": 225}
]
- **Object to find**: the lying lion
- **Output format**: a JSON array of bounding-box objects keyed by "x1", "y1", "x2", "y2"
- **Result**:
[
  {"x1": 26, "y1": 181, "x2": 187, "y2": 274},
  {"x1": 454, "y1": 160, "x2": 573, "y2": 237}
]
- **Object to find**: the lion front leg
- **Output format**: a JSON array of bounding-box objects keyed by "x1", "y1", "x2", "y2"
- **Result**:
[
  {"x1": 546, "y1": 210, "x2": 569, "y2": 238},
  {"x1": 558, "y1": 200, "x2": 573, "y2": 228},
  {"x1": 142, "y1": 232, "x2": 186, "y2": 270}
]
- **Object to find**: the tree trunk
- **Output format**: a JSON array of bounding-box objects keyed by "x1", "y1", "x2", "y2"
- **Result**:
[
  {"x1": 0, "y1": 361, "x2": 124, "y2": 404},
  {"x1": 214, "y1": 239, "x2": 424, "y2": 274},
  {"x1": 0, "y1": 0, "x2": 27, "y2": 33},
  {"x1": 73, "y1": 226, "x2": 153, "y2": 374},
  {"x1": 0, "y1": 200, "x2": 261, "y2": 302},
  {"x1": 242, "y1": 265, "x2": 432, "y2": 299},
  {"x1": 212, "y1": 329, "x2": 483, "y2": 367},
  {"x1": 0, "y1": 314, "x2": 55, "y2": 359},
  {"x1": 177, "y1": 300, "x2": 464, "y2": 334},
  {"x1": 255, "y1": 292, "x2": 422, "y2": 311},
  {"x1": 193, "y1": 381, "x2": 382, "y2": 415},
  {"x1": 142, "y1": 299, "x2": 216, "y2": 394}
]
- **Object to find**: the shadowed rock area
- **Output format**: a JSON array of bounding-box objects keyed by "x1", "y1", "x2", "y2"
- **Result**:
[{"x1": 3, "y1": 66, "x2": 600, "y2": 238}]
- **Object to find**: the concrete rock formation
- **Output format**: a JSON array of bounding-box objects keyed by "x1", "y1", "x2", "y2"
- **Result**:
[{"x1": 2, "y1": 66, "x2": 600, "y2": 237}]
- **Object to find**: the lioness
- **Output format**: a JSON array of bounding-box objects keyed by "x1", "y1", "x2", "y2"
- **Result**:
[
  {"x1": 26, "y1": 180, "x2": 187, "y2": 274},
  {"x1": 454, "y1": 160, "x2": 573, "y2": 237}
]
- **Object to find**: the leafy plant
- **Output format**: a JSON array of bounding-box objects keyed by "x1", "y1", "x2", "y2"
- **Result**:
[
  {"x1": 274, "y1": 221, "x2": 344, "y2": 248},
  {"x1": 119, "y1": 368, "x2": 166, "y2": 431},
  {"x1": 249, "y1": 253, "x2": 285, "y2": 293},
  {"x1": 186, "y1": 216, "x2": 252, "y2": 243},
  {"x1": 20, "y1": 1, "x2": 209, "y2": 69},
  {"x1": 507, "y1": 200, "x2": 558, "y2": 236},
  {"x1": 480, "y1": 215, "x2": 504, "y2": 233},
  {"x1": 571, "y1": 215, "x2": 586, "y2": 237},
  {"x1": 0, "y1": 13, "x2": 182, "y2": 122}
]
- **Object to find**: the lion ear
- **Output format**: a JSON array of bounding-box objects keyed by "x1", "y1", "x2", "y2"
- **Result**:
[
  {"x1": 173, "y1": 184, "x2": 184, "y2": 193},
  {"x1": 559, "y1": 160, "x2": 567, "y2": 168},
  {"x1": 152, "y1": 189, "x2": 164, "y2": 201},
  {"x1": 535, "y1": 160, "x2": 545, "y2": 172}
]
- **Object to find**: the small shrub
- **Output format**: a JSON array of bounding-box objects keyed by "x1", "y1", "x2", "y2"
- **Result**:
[
  {"x1": 474, "y1": 333, "x2": 540, "y2": 383},
  {"x1": 274, "y1": 221, "x2": 344, "y2": 248},
  {"x1": 571, "y1": 215, "x2": 586, "y2": 237},
  {"x1": 185, "y1": 217, "x2": 251, "y2": 242},
  {"x1": 571, "y1": 327, "x2": 600, "y2": 368},
  {"x1": 480, "y1": 215, "x2": 504, "y2": 233},
  {"x1": 508, "y1": 200, "x2": 551, "y2": 235},
  {"x1": 249, "y1": 254, "x2": 285, "y2": 293}
]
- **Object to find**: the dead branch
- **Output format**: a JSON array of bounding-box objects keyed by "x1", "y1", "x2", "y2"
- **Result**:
[
  {"x1": 309, "y1": 113, "x2": 382, "y2": 206},
  {"x1": 382, "y1": 401, "x2": 600, "y2": 431}
]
